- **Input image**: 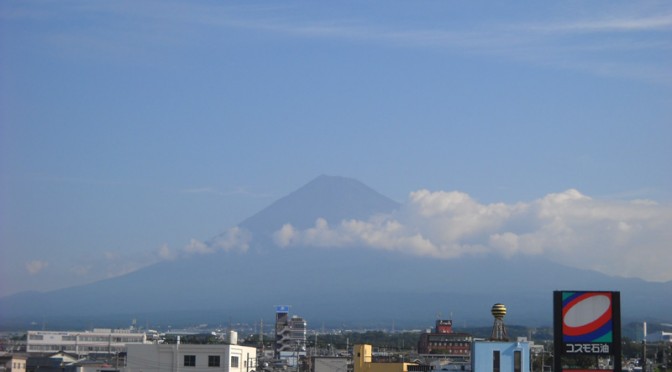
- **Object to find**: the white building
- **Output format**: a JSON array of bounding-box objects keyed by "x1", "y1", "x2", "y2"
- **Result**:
[
  {"x1": 647, "y1": 331, "x2": 672, "y2": 343},
  {"x1": 0, "y1": 353, "x2": 27, "y2": 372},
  {"x1": 312, "y1": 356, "x2": 348, "y2": 372},
  {"x1": 125, "y1": 343, "x2": 256, "y2": 372},
  {"x1": 27, "y1": 329, "x2": 148, "y2": 356}
]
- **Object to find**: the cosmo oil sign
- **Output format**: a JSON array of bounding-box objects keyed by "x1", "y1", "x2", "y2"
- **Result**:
[{"x1": 554, "y1": 291, "x2": 622, "y2": 372}]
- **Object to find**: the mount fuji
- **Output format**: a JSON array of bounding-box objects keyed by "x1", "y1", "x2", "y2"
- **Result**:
[{"x1": 1, "y1": 175, "x2": 670, "y2": 330}]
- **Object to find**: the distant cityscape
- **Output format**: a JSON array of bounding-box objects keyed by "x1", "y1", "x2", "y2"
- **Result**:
[{"x1": 1, "y1": 297, "x2": 670, "y2": 372}]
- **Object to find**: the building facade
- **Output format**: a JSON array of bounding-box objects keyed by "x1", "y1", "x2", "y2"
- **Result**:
[
  {"x1": 417, "y1": 320, "x2": 472, "y2": 357},
  {"x1": 0, "y1": 354, "x2": 27, "y2": 372},
  {"x1": 125, "y1": 343, "x2": 256, "y2": 372},
  {"x1": 647, "y1": 331, "x2": 672, "y2": 343},
  {"x1": 26, "y1": 329, "x2": 148, "y2": 356},
  {"x1": 274, "y1": 306, "x2": 307, "y2": 359},
  {"x1": 312, "y1": 357, "x2": 348, "y2": 372},
  {"x1": 471, "y1": 341, "x2": 530, "y2": 372},
  {"x1": 353, "y1": 344, "x2": 418, "y2": 372}
]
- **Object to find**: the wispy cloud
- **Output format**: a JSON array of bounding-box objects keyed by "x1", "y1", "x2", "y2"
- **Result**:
[
  {"x1": 184, "y1": 238, "x2": 214, "y2": 254},
  {"x1": 521, "y1": 13, "x2": 672, "y2": 33},
  {"x1": 70, "y1": 265, "x2": 92, "y2": 276},
  {"x1": 6, "y1": 1, "x2": 669, "y2": 84},
  {"x1": 25, "y1": 260, "x2": 49, "y2": 275},
  {"x1": 182, "y1": 8, "x2": 672, "y2": 85},
  {"x1": 274, "y1": 189, "x2": 672, "y2": 282},
  {"x1": 66, "y1": 244, "x2": 179, "y2": 282},
  {"x1": 181, "y1": 187, "x2": 221, "y2": 195},
  {"x1": 202, "y1": 7, "x2": 671, "y2": 84},
  {"x1": 184, "y1": 227, "x2": 251, "y2": 255},
  {"x1": 157, "y1": 243, "x2": 177, "y2": 261},
  {"x1": 58, "y1": 232, "x2": 251, "y2": 287},
  {"x1": 30, "y1": 174, "x2": 135, "y2": 187},
  {"x1": 181, "y1": 186, "x2": 271, "y2": 198}
]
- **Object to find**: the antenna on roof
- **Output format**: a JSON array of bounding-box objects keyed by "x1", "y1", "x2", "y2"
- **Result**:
[{"x1": 260, "y1": 319, "x2": 264, "y2": 352}]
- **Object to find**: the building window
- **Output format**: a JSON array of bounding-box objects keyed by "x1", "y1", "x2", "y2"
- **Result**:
[
  {"x1": 29, "y1": 334, "x2": 44, "y2": 340},
  {"x1": 209, "y1": 355, "x2": 220, "y2": 367},
  {"x1": 493, "y1": 350, "x2": 500, "y2": 372},
  {"x1": 184, "y1": 355, "x2": 196, "y2": 367},
  {"x1": 231, "y1": 356, "x2": 239, "y2": 368},
  {"x1": 514, "y1": 351, "x2": 522, "y2": 372}
]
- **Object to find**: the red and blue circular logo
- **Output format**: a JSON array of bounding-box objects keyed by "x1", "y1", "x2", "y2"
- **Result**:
[{"x1": 562, "y1": 292, "x2": 613, "y2": 342}]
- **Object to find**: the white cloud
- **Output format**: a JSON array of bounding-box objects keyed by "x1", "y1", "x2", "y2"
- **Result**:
[
  {"x1": 70, "y1": 265, "x2": 92, "y2": 276},
  {"x1": 104, "y1": 261, "x2": 148, "y2": 279},
  {"x1": 210, "y1": 227, "x2": 251, "y2": 252},
  {"x1": 274, "y1": 217, "x2": 439, "y2": 256},
  {"x1": 184, "y1": 227, "x2": 251, "y2": 255},
  {"x1": 104, "y1": 251, "x2": 119, "y2": 260},
  {"x1": 25, "y1": 260, "x2": 49, "y2": 275},
  {"x1": 184, "y1": 238, "x2": 214, "y2": 254},
  {"x1": 273, "y1": 189, "x2": 672, "y2": 282},
  {"x1": 157, "y1": 244, "x2": 177, "y2": 261},
  {"x1": 274, "y1": 224, "x2": 296, "y2": 247}
]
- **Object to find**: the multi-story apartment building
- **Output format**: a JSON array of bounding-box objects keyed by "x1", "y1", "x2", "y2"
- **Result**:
[
  {"x1": 274, "y1": 306, "x2": 307, "y2": 367},
  {"x1": 274, "y1": 306, "x2": 307, "y2": 357},
  {"x1": 26, "y1": 329, "x2": 148, "y2": 356}
]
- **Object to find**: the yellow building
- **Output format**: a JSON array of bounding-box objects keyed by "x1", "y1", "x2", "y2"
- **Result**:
[{"x1": 353, "y1": 344, "x2": 418, "y2": 372}]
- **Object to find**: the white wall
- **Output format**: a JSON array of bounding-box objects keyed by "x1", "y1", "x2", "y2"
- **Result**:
[{"x1": 125, "y1": 343, "x2": 256, "y2": 372}]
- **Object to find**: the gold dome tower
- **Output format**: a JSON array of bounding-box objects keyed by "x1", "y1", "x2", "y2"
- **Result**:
[{"x1": 489, "y1": 303, "x2": 509, "y2": 341}]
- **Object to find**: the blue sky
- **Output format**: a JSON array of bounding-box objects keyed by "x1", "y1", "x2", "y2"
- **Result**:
[{"x1": 1, "y1": 1, "x2": 671, "y2": 297}]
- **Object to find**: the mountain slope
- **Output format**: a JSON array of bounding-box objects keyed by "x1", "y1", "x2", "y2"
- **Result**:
[
  {"x1": 2, "y1": 246, "x2": 669, "y2": 329},
  {"x1": 1, "y1": 175, "x2": 670, "y2": 330},
  {"x1": 235, "y1": 174, "x2": 400, "y2": 242}
]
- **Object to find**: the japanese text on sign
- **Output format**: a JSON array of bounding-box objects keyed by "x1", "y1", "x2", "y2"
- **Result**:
[{"x1": 565, "y1": 343, "x2": 610, "y2": 354}]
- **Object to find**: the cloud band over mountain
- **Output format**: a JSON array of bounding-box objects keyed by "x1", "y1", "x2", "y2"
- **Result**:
[
  {"x1": 29, "y1": 182, "x2": 669, "y2": 300},
  {"x1": 159, "y1": 184, "x2": 672, "y2": 283},
  {"x1": 271, "y1": 189, "x2": 671, "y2": 282}
]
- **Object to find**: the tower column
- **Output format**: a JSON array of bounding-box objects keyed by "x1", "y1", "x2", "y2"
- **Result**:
[{"x1": 490, "y1": 303, "x2": 509, "y2": 341}]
